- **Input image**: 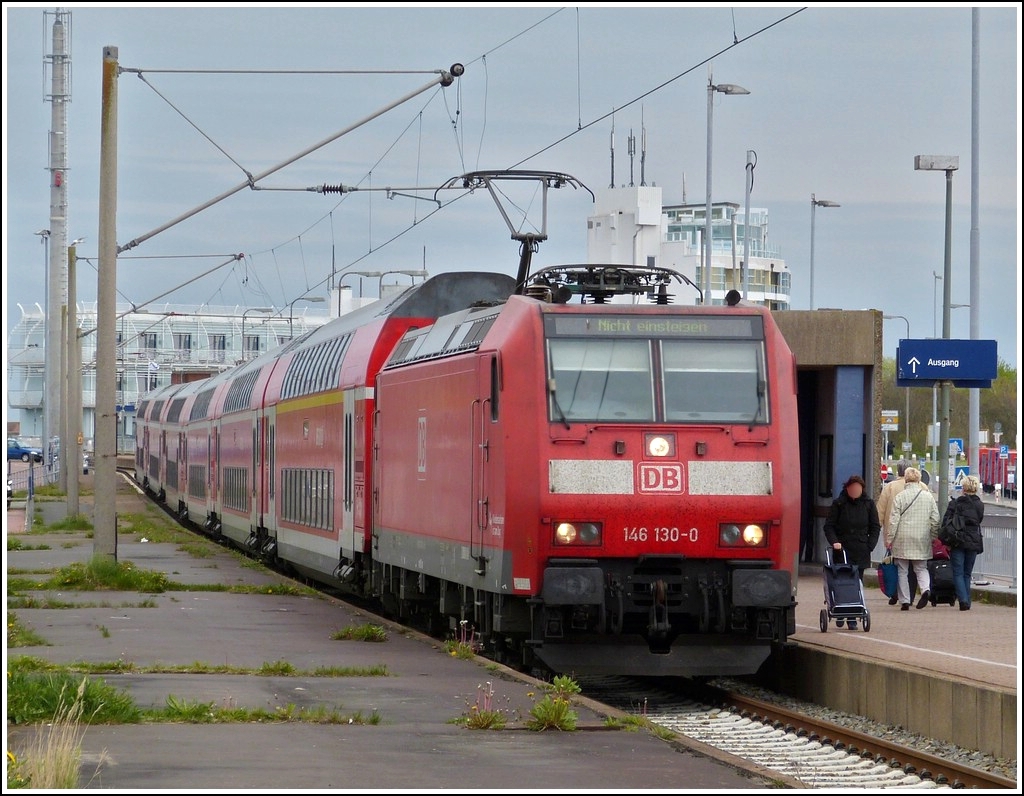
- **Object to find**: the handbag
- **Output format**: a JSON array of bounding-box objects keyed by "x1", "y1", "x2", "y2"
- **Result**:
[{"x1": 877, "y1": 547, "x2": 898, "y2": 598}]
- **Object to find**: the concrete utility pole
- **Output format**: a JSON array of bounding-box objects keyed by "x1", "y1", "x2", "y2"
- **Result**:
[
  {"x1": 44, "y1": 9, "x2": 72, "y2": 480},
  {"x1": 94, "y1": 45, "x2": 120, "y2": 560}
]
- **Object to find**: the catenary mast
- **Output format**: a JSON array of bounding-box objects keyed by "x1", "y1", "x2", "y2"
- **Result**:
[{"x1": 43, "y1": 8, "x2": 72, "y2": 475}]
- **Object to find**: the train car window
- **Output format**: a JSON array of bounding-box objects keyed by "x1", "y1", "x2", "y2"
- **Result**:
[
  {"x1": 169, "y1": 397, "x2": 186, "y2": 423},
  {"x1": 224, "y1": 371, "x2": 258, "y2": 414},
  {"x1": 547, "y1": 339, "x2": 654, "y2": 422},
  {"x1": 661, "y1": 340, "x2": 767, "y2": 423},
  {"x1": 190, "y1": 388, "x2": 214, "y2": 421}
]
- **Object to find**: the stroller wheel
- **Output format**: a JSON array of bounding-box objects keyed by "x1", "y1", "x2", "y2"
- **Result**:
[
  {"x1": 863, "y1": 611, "x2": 871, "y2": 632},
  {"x1": 819, "y1": 609, "x2": 828, "y2": 633}
]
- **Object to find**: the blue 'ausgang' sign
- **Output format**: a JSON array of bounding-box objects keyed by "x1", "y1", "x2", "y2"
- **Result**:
[{"x1": 896, "y1": 338, "x2": 998, "y2": 388}]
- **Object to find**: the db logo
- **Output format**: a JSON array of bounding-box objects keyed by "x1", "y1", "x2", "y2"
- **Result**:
[{"x1": 637, "y1": 463, "x2": 684, "y2": 493}]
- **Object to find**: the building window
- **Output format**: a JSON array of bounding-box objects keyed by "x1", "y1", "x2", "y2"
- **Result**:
[
  {"x1": 244, "y1": 335, "x2": 260, "y2": 356},
  {"x1": 173, "y1": 333, "x2": 192, "y2": 361},
  {"x1": 209, "y1": 334, "x2": 226, "y2": 362},
  {"x1": 142, "y1": 332, "x2": 158, "y2": 351}
]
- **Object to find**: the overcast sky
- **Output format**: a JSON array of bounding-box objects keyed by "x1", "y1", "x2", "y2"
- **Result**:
[{"x1": 3, "y1": 3, "x2": 1021, "y2": 383}]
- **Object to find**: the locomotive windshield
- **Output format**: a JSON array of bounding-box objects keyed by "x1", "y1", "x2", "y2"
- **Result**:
[{"x1": 545, "y1": 314, "x2": 768, "y2": 424}]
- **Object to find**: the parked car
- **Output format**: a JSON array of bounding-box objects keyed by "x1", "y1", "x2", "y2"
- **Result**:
[{"x1": 7, "y1": 437, "x2": 43, "y2": 463}]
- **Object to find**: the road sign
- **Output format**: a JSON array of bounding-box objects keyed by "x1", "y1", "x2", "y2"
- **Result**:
[
  {"x1": 949, "y1": 437, "x2": 964, "y2": 455},
  {"x1": 1000, "y1": 444, "x2": 1009, "y2": 460},
  {"x1": 896, "y1": 338, "x2": 998, "y2": 388},
  {"x1": 880, "y1": 409, "x2": 899, "y2": 431}
]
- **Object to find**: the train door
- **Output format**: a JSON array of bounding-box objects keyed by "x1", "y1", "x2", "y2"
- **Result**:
[
  {"x1": 179, "y1": 431, "x2": 187, "y2": 500},
  {"x1": 470, "y1": 354, "x2": 498, "y2": 574},
  {"x1": 252, "y1": 414, "x2": 264, "y2": 531},
  {"x1": 159, "y1": 429, "x2": 167, "y2": 496},
  {"x1": 210, "y1": 422, "x2": 222, "y2": 524},
  {"x1": 265, "y1": 408, "x2": 276, "y2": 531},
  {"x1": 340, "y1": 392, "x2": 357, "y2": 557}
]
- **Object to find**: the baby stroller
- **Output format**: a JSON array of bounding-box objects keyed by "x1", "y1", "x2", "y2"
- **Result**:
[{"x1": 819, "y1": 548, "x2": 871, "y2": 632}]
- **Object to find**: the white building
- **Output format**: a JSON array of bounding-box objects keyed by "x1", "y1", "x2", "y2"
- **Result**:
[
  {"x1": 5, "y1": 284, "x2": 389, "y2": 454},
  {"x1": 586, "y1": 184, "x2": 791, "y2": 309}
]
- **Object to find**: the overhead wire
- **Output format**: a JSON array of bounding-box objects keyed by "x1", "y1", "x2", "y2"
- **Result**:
[{"x1": 112, "y1": 7, "x2": 802, "y2": 313}]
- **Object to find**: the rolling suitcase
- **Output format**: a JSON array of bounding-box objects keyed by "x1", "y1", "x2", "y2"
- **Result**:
[{"x1": 927, "y1": 558, "x2": 957, "y2": 606}]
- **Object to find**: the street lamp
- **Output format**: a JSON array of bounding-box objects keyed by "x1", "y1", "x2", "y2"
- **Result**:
[
  {"x1": 33, "y1": 229, "x2": 52, "y2": 465},
  {"x1": 704, "y1": 73, "x2": 749, "y2": 305},
  {"x1": 884, "y1": 314, "x2": 912, "y2": 453},
  {"x1": 288, "y1": 295, "x2": 326, "y2": 339},
  {"x1": 914, "y1": 154, "x2": 959, "y2": 510},
  {"x1": 240, "y1": 307, "x2": 273, "y2": 361},
  {"x1": 809, "y1": 194, "x2": 840, "y2": 310}
]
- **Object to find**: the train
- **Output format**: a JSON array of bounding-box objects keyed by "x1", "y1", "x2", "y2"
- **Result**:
[
  {"x1": 134, "y1": 262, "x2": 800, "y2": 679},
  {"x1": 977, "y1": 446, "x2": 1017, "y2": 500}
]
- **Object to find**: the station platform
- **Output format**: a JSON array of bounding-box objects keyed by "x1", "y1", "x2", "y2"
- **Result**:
[{"x1": 755, "y1": 561, "x2": 1019, "y2": 760}]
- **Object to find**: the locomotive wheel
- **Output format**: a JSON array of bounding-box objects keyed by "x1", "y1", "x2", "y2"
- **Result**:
[
  {"x1": 862, "y1": 611, "x2": 871, "y2": 632},
  {"x1": 819, "y1": 609, "x2": 828, "y2": 633}
]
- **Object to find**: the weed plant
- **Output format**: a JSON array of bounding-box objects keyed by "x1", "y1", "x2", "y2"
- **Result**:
[
  {"x1": 455, "y1": 681, "x2": 519, "y2": 730},
  {"x1": 4, "y1": 677, "x2": 108, "y2": 789},
  {"x1": 5, "y1": 613, "x2": 48, "y2": 648},
  {"x1": 332, "y1": 623, "x2": 388, "y2": 642}
]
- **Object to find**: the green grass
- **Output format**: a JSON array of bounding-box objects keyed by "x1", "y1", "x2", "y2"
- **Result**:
[
  {"x1": 331, "y1": 623, "x2": 388, "y2": 642},
  {"x1": 8, "y1": 655, "x2": 389, "y2": 679},
  {"x1": 47, "y1": 514, "x2": 93, "y2": 532},
  {"x1": 6, "y1": 613, "x2": 49, "y2": 648},
  {"x1": 5, "y1": 677, "x2": 109, "y2": 789},
  {"x1": 6, "y1": 539, "x2": 51, "y2": 552},
  {"x1": 6, "y1": 669, "x2": 141, "y2": 725}
]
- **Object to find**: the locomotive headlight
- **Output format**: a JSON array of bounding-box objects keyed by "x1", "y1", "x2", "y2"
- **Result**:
[
  {"x1": 719, "y1": 523, "x2": 767, "y2": 548},
  {"x1": 645, "y1": 433, "x2": 675, "y2": 458},
  {"x1": 554, "y1": 522, "x2": 603, "y2": 546},
  {"x1": 742, "y1": 524, "x2": 765, "y2": 546}
]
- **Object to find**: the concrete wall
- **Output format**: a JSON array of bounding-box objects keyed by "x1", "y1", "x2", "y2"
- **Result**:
[{"x1": 759, "y1": 643, "x2": 1016, "y2": 760}]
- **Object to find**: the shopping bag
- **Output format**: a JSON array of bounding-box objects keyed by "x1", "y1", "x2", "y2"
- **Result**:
[{"x1": 877, "y1": 547, "x2": 898, "y2": 598}]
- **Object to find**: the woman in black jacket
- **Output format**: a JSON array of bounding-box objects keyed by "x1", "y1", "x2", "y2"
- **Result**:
[
  {"x1": 941, "y1": 475, "x2": 985, "y2": 610},
  {"x1": 823, "y1": 474, "x2": 882, "y2": 577}
]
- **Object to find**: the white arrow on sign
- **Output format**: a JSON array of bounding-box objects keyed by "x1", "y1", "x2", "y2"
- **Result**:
[{"x1": 907, "y1": 356, "x2": 921, "y2": 374}]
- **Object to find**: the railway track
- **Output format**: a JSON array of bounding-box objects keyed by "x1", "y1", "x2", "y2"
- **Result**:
[{"x1": 575, "y1": 676, "x2": 1017, "y2": 789}]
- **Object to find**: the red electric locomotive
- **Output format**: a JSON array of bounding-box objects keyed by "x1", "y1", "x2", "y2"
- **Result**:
[
  {"x1": 138, "y1": 264, "x2": 799, "y2": 679},
  {"x1": 371, "y1": 265, "x2": 799, "y2": 677}
]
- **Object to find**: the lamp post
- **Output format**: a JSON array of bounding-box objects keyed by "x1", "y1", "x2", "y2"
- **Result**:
[
  {"x1": 883, "y1": 315, "x2": 912, "y2": 455},
  {"x1": 240, "y1": 307, "x2": 273, "y2": 361},
  {"x1": 809, "y1": 194, "x2": 840, "y2": 310},
  {"x1": 704, "y1": 73, "x2": 749, "y2": 305},
  {"x1": 288, "y1": 295, "x2": 326, "y2": 339},
  {"x1": 34, "y1": 229, "x2": 52, "y2": 460},
  {"x1": 914, "y1": 154, "x2": 959, "y2": 510}
]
